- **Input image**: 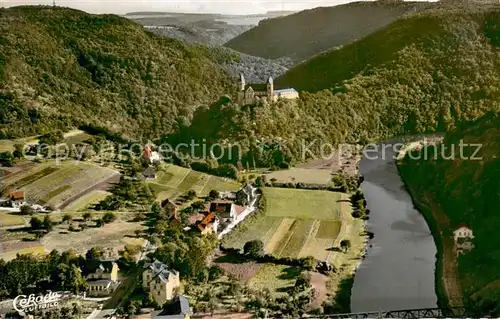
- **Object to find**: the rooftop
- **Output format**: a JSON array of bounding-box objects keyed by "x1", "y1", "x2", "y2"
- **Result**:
[
  {"x1": 9, "y1": 191, "x2": 25, "y2": 201},
  {"x1": 146, "y1": 260, "x2": 179, "y2": 284},
  {"x1": 153, "y1": 295, "x2": 191, "y2": 318},
  {"x1": 274, "y1": 88, "x2": 298, "y2": 94},
  {"x1": 197, "y1": 212, "x2": 217, "y2": 232}
]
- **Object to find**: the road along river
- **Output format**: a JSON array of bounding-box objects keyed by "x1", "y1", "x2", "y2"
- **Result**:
[{"x1": 350, "y1": 139, "x2": 438, "y2": 312}]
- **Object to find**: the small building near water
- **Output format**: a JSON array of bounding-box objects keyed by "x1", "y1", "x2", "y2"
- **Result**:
[
  {"x1": 453, "y1": 224, "x2": 475, "y2": 256},
  {"x1": 453, "y1": 224, "x2": 474, "y2": 242}
]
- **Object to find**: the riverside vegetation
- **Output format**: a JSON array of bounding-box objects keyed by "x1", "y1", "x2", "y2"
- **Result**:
[{"x1": 398, "y1": 115, "x2": 500, "y2": 315}]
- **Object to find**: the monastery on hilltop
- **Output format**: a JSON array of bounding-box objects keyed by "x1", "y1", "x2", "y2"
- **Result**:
[{"x1": 236, "y1": 73, "x2": 299, "y2": 105}]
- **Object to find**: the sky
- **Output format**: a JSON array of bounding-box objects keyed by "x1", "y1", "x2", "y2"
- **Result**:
[{"x1": 1, "y1": 0, "x2": 369, "y2": 14}]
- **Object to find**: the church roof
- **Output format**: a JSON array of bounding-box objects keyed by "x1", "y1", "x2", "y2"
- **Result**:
[
  {"x1": 274, "y1": 88, "x2": 298, "y2": 94},
  {"x1": 245, "y1": 83, "x2": 267, "y2": 92}
]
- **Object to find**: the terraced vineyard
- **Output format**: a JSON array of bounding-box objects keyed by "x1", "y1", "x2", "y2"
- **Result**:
[
  {"x1": 2, "y1": 160, "x2": 120, "y2": 209},
  {"x1": 147, "y1": 164, "x2": 240, "y2": 201}
]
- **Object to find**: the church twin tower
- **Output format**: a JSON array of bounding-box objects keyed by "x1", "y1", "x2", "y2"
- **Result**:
[{"x1": 236, "y1": 73, "x2": 298, "y2": 105}]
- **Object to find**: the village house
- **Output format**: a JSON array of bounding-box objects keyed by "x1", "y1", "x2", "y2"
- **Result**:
[
  {"x1": 143, "y1": 260, "x2": 181, "y2": 305},
  {"x1": 151, "y1": 295, "x2": 192, "y2": 319},
  {"x1": 196, "y1": 212, "x2": 219, "y2": 235},
  {"x1": 143, "y1": 145, "x2": 162, "y2": 164},
  {"x1": 236, "y1": 74, "x2": 299, "y2": 105},
  {"x1": 85, "y1": 261, "x2": 120, "y2": 296},
  {"x1": 453, "y1": 224, "x2": 474, "y2": 242},
  {"x1": 143, "y1": 166, "x2": 157, "y2": 180},
  {"x1": 161, "y1": 199, "x2": 181, "y2": 226},
  {"x1": 208, "y1": 200, "x2": 246, "y2": 224},
  {"x1": 9, "y1": 191, "x2": 26, "y2": 208},
  {"x1": 453, "y1": 224, "x2": 475, "y2": 255}
]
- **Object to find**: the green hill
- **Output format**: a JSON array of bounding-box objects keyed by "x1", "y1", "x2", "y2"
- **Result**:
[
  {"x1": 0, "y1": 6, "x2": 236, "y2": 139},
  {"x1": 276, "y1": 4, "x2": 500, "y2": 93},
  {"x1": 224, "y1": 1, "x2": 432, "y2": 63},
  {"x1": 247, "y1": 7, "x2": 500, "y2": 144},
  {"x1": 168, "y1": 7, "x2": 500, "y2": 168},
  {"x1": 398, "y1": 114, "x2": 500, "y2": 314}
]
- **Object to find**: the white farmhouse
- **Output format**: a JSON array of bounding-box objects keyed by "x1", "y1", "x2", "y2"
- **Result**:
[{"x1": 453, "y1": 224, "x2": 474, "y2": 242}]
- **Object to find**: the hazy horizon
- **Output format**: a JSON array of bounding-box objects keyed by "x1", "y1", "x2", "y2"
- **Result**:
[{"x1": 1, "y1": 0, "x2": 408, "y2": 15}]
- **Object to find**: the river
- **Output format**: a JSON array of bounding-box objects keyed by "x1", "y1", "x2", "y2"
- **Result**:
[{"x1": 350, "y1": 140, "x2": 438, "y2": 312}]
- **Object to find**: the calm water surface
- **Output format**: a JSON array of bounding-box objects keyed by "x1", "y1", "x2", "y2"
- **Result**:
[{"x1": 350, "y1": 141, "x2": 438, "y2": 312}]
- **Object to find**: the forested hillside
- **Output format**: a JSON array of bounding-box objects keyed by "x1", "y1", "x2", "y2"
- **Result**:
[
  {"x1": 224, "y1": 1, "x2": 431, "y2": 63},
  {"x1": 0, "y1": 6, "x2": 236, "y2": 139},
  {"x1": 398, "y1": 114, "x2": 500, "y2": 314},
  {"x1": 276, "y1": 4, "x2": 500, "y2": 92},
  {"x1": 270, "y1": 8, "x2": 500, "y2": 141},
  {"x1": 167, "y1": 6, "x2": 500, "y2": 170}
]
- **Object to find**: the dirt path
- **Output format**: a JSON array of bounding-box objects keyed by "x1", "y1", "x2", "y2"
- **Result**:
[{"x1": 422, "y1": 193, "x2": 464, "y2": 308}]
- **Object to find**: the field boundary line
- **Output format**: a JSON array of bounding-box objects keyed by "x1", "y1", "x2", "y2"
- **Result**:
[
  {"x1": 262, "y1": 218, "x2": 280, "y2": 246},
  {"x1": 264, "y1": 218, "x2": 293, "y2": 253},
  {"x1": 276, "y1": 220, "x2": 298, "y2": 257},
  {"x1": 297, "y1": 219, "x2": 320, "y2": 258},
  {"x1": 199, "y1": 175, "x2": 211, "y2": 193},
  {"x1": 174, "y1": 168, "x2": 191, "y2": 189}
]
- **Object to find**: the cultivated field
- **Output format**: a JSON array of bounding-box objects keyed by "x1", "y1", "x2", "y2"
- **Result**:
[
  {"x1": 2, "y1": 160, "x2": 120, "y2": 209},
  {"x1": 64, "y1": 190, "x2": 111, "y2": 211},
  {"x1": 41, "y1": 218, "x2": 145, "y2": 255},
  {"x1": 229, "y1": 188, "x2": 364, "y2": 262},
  {"x1": 296, "y1": 144, "x2": 361, "y2": 177},
  {"x1": 266, "y1": 168, "x2": 332, "y2": 184},
  {"x1": 0, "y1": 210, "x2": 26, "y2": 227},
  {"x1": 224, "y1": 188, "x2": 353, "y2": 261},
  {"x1": 147, "y1": 164, "x2": 240, "y2": 201},
  {"x1": 248, "y1": 264, "x2": 301, "y2": 296},
  {"x1": 222, "y1": 187, "x2": 365, "y2": 296}
]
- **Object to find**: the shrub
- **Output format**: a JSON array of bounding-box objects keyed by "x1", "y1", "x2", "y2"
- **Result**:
[
  {"x1": 243, "y1": 239, "x2": 264, "y2": 258},
  {"x1": 102, "y1": 212, "x2": 116, "y2": 223}
]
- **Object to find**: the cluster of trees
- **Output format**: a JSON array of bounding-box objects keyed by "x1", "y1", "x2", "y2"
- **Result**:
[
  {"x1": 38, "y1": 130, "x2": 64, "y2": 145},
  {"x1": 94, "y1": 177, "x2": 155, "y2": 211},
  {"x1": 398, "y1": 114, "x2": 500, "y2": 315},
  {"x1": 351, "y1": 190, "x2": 368, "y2": 219},
  {"x1": 244, "y1": 271, "x2": 315, "y2": 318},
  {"x1": 30, "y1": 215, "x2": 54, "y2": 234},
  {"x1": 189, "y1": 161, "x2": 239, "y2": 180},
  {"x1": 152, "y1": 224, "x2": 218, "y2": 279},
  {"x1": 331, "y1": 172, "x2": 362, "y2": 193},
  {"x1": 0, "y1": 248, "x2": 108, "y2": 298},
  {"x1": 116, "y1": 291, "x2": 159, "y2": 316}
]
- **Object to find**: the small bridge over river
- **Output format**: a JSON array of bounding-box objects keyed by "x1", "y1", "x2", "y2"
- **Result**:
[{"x1": 308, "y1": 307, "x2": 470, "y2": 318}]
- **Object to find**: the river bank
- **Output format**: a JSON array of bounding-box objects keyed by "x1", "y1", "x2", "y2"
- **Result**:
[
  {"x1": 396, "y1": 138, "x2": 464, "y2": 310},
  {"x1": 350, "y1": 138, "x2": 438, "y2": 312}
]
